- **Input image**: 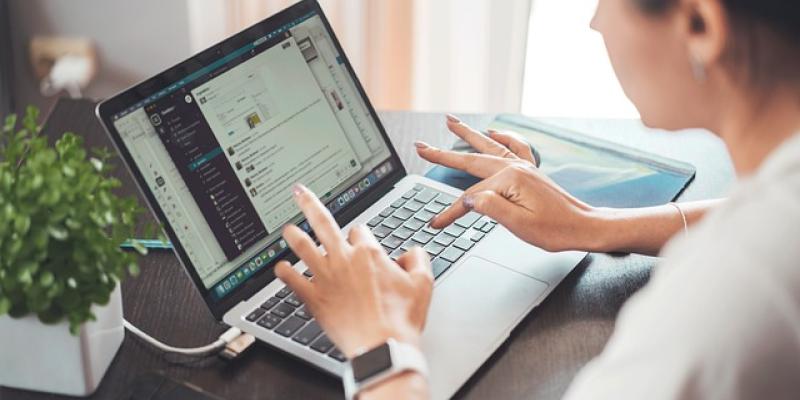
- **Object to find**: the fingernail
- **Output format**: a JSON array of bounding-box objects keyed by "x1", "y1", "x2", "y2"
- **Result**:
[
  {"x1": 292, "y1": 183, "x2": 305, "y2": 197},
  {"x1": 446, "y1": 114, "x2": 461, "y2": 124},
  {"x1": 414, "y1": 140, "x2": 429, "y2": 149},
  {"x1": 487, "y1": 129, "x2": 497, "y2": 135},
  {"x1": 463, "y1": 195, "x2": 475, "y2": 209}
]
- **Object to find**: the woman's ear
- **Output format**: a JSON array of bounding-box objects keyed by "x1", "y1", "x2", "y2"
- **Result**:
[{"x1": 678, "y1": 0, "x2": 729, "y2": 77}]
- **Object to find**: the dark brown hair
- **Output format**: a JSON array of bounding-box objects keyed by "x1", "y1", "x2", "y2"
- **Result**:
[{"x1": 635, "y1": 0, "x2": 800, "y2": 88}]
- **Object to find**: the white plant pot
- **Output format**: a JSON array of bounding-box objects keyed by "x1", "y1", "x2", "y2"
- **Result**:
[{"x1": 0, "y1": 283, "x2": 124, "y2": 396}]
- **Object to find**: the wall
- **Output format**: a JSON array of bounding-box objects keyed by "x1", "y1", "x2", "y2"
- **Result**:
[{"x1": 8, "y1": 0, "x2": 193, "y2": 114}]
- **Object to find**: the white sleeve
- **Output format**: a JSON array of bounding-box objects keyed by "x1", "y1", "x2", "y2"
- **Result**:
[{"x1": 562, "y1": 183, "x2": 800, "y2": 400}]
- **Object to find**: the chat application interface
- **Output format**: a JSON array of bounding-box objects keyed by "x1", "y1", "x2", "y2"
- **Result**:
[{"x1": 111, "y1": 12, "x2": 392, "y2": 294}]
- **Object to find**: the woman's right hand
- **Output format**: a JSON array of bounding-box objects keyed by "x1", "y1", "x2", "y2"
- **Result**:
[{"x1": 416, "y1": 115, "x2": 605, "y2": 253}]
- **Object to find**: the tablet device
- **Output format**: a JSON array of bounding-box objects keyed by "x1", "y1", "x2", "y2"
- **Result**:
[{"x1": 426, "y1": 114, "x2": 696, "y2": 208}]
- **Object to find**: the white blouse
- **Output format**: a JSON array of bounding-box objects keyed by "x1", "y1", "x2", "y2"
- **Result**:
[{"x1": 563, "y1": 133, "x2": 800, "y2": 400}]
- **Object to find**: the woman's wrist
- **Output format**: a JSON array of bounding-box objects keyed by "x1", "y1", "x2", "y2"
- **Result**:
[
  {"x1": 581, "y1": 207, "x2": 627, "y2": 253},
  {"x1": 342, "y1": 323, "x2": 422, "y2": 359}
]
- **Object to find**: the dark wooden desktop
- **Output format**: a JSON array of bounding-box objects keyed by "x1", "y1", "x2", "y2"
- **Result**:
[{"x1": 0, "y1": 98, "x2": 734, "y2": 400}]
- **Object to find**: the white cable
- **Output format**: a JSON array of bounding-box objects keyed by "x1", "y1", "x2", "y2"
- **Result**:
[{"x1": 123, "y1": 319, "x2": 241, "y2": 356}]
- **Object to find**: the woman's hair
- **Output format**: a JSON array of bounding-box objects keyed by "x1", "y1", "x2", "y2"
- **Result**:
[{"x1": 634, "y1": 0, "x2": 800, "y2": 89}]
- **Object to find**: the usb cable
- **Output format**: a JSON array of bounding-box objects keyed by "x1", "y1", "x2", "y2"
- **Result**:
[{"x1": 123, "y1": 319, "x2": 254, "y2": 359}]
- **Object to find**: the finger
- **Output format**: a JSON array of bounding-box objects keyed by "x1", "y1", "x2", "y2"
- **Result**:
[
  {"x1": 275, "y1": 261, "x2": 314, "y2": 302},
  {"x1": 347, "y1": 224, "x2": 380, "y2": 247},
  {"x1": 465, "y1": 190, "x2": 530, "y2": 232},
  {"x1": 292, "y1": 184, "x2": 347, "y2": 254},
  {"x1": 415, "y1": 142, "x2": 510, "y2": 179},
  {"x1": 283, "y1": 224, "x2": 324, "y2": 270},
  {"x1": 445, "y1": 114, "x2": 514, "y2": 158},
  {"x1": 396, "y1": 247, "x2": 433, "y2": 286},
  {"x1": 429, "y1": 167, "x2": 517, "y2": 228},
  {"x1": 488, "y1": 130, "x2": 536, "y2": 164}
]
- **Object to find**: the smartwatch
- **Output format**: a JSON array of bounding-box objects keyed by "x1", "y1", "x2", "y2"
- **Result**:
[{"x1": 342, "y1": 338, "x2": 428, "y2": 400}]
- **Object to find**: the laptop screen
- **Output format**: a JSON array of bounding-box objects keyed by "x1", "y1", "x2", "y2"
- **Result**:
[{"x1": 107, "y1": 8, "x2": 395, "y2": 301}]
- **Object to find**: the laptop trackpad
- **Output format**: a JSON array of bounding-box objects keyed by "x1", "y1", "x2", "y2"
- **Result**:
[{"x1": 421, "y1": 256, "x2": 549, "y2": 400}]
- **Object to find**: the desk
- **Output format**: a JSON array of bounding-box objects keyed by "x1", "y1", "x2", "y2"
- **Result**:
[{"x1": 1, "y1": 99, "x2": 734, "y2": 400}]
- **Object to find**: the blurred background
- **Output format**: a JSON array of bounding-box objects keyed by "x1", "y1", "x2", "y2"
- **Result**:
[{"x1": 1, "y1": 0, "x2": 638, "y2": 119}]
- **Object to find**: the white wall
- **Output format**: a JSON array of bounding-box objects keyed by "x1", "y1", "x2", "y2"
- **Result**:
[
  {"x1": 521, "y1": 0, "x2": 639, "y2": 118},
  {"x1": 9, "y1": 0, "x2": 193, "y2": 113}
]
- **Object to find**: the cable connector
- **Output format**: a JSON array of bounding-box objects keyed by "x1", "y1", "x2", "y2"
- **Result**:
[{"x1": 220, "y1": 333, "x2": 256, "y2": 360}]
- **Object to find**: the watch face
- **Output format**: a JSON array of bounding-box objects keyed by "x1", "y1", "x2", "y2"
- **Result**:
[{"x1": 352, "y1": 342, "x2": 393, "y2": 382}]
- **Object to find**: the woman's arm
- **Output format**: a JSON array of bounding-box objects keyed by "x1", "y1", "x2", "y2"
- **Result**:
[
  {"x1": 591, "y1": 199, "x2": 724, "y2": 255},
  {"x1": 418, "y1": 115, "x2": 724, "y2": 256}
]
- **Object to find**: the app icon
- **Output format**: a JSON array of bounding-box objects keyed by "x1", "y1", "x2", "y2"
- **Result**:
[
  {"x1": 268, "y1": 249, "x2": 275, "y2": 258},
  {"x1": 255, "y1": 257, "x2": 263, "y2": 267}
]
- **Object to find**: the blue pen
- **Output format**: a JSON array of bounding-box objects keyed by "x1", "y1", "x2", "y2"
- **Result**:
[{"x1": 120, "y1": 239, "x2": 173, "y2": 251}]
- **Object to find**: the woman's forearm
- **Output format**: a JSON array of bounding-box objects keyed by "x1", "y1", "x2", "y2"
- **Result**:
[{"x1": 588, "y1": 199, "x2": 724, "y2": 256}]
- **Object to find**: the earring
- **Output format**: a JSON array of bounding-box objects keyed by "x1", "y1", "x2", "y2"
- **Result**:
[{"x1": 690, "y1": 54, "x2": 707, "y2": 83}]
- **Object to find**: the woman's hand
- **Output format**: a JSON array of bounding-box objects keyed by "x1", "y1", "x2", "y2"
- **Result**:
[
  {"x1": 416, "y1": 115, "x2": 604, "y2": 253},
  {"x1": 274, "y1": 184, "x2": 434, "y2": 358}
]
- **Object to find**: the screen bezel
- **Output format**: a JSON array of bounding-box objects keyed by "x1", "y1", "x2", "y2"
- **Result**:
[{"x1": 96, "y1": 0, "x2": 407, "y2": 320}]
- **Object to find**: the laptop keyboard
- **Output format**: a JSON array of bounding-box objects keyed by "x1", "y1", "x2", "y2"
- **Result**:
[{"x1": 244, "y1": 184, "x2": 497, "y2": 362}]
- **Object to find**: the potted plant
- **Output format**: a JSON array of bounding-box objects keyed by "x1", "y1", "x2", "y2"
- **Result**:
[{"x1": 0, "y1": 106, "x2": 148, "y2": 396}]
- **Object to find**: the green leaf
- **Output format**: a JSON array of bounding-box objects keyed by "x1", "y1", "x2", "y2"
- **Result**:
[{"x1": 0, "y1": 297, "x2": 11, "y2": 315}]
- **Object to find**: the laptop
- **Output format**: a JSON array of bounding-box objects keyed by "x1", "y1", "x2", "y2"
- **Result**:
[{"x1": 96, "y1": 1, "x2": 585, "y2": 398}]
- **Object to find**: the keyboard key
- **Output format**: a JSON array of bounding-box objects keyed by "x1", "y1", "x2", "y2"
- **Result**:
[
  {"x1": 303, "y1": 269, "x2": 314, "y2": 277},
  {"x1": 425, "y1": 202, "x2": 446, "y2": 214},
  {"x1": 271, "y1": 302, "x2": 295, "y2": 318},
  {"x1": 257, "y1": 313, "x2": 282, "y2": 330},
  {"x1": 275, "y1": 286, "x2": 292, "y2": 299},
  {"x1": 414, "y1": 189, "x2": 438, "y2": 204},
  {"x1": 310, "y1": 334, "x2": 335, "y2": 353},
  {"x1": 379, "y1": 207, "x2": 394, "y2": 218},
  {"x1": 367, "y1": 216, "x2": 384, "y2": 227},
  {"x1": 372, "y1": 225, "x2": 393, "y2": 239},
  {"x1": 423, "y1": 242, "x2": 446, "y2": 256},
  {"x1": 403, "y1": 200, "x2": 425, "y2": 212},
  {"x1": 453, "y1": 238, "x2": 475, "y2": 251},
  {"x1": 382, "y1": 245, "x2": 393, "y2": 254},
  {"x1": 455, "y1": 212, "x2": 481, "y2": 228},
  {"x1": 471, "y1": 231, "x2": 486, "y2": 242},
  {"x1": 382, "y1": 216, "x2": 404, "y2": 229},
  {"x1": 415, "y1": 210, "x2": 436, "y2": 223},
  {"x1": 400, "y1": 240, "x2": 418, "y2": 251},
  {"x1": 392, "y1": 227, "x2": 415, "y2": 240},
  {"x1": 411, "y1": 231, "x2": 435, "y2": 244},
  {"x1": 392, "y1": 208, "x2": 415, "y2": 220},
  {"x1": 246, "y1": 308, "x2": 266, "y2": 322},
  {"x1": 261, "y1": 297, "x2": 280, "y2": 310},
  {"x1": 480, "y1": 222, "x2": 496, "y2": 233},
  {"x1": 435, "y1": 194, "x2": 456, "y2": 205},
  {"x1": 390, "y1": 248, "x2": 406, "y2": 261},
  {"x1": 422, "y1": 225, "x2": 441, "y2": 235},
  {"x1": 412, "y1": 184, "x2": 425, "y2": 192},
  {"x1": 295, "y1": 306, "x2": 313, "y2": 320},
  {"x1": 402, "y1": 189, "x2": 417, "y2": 199},
  {"x1": 431, "y1": 258, "x2": 452, "y2": 279},
  {"x1": 381, "y1": 235, "x2": 405, "y2": 250},
  {"x1": 285, "y1": 294, "x2": 303, "y2": 308},
  {"x1": 402, "y1": 219, "x2": 425, "y2": 231},
  {"x1": 292, "y1": 320, "x2": 323, "y2": 345},
  {"x1": 329, "y1": 348, "x2": 347, "y2": 362},
  {"x1": 390, "y1": 198, "x2": 406, "y2": 208},
  {"x1": 444, "y1": 225, "x2": 467, "y2": 237},
  {"x1": 275, "y1": 316, "x2": 306, "y2": 337},
  {"x1": 434, "y1": 233, "x2": 456, "y2": 247},
  {"x1": 440, "y1": 247, "x2": 465, "y2": 263}
]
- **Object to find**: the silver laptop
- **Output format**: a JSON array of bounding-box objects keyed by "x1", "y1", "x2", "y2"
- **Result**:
[{"x1": 96, "y1": 1, "x2": 585, "y2": 398}]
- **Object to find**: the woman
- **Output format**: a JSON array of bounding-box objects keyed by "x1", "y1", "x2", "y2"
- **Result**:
[{"x1": 276, "y1": 0, "x2": 800, "y2": 398}]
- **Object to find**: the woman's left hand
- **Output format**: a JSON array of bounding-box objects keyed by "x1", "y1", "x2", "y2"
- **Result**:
[{"x1": 274, "y1": 184, "x2": 434, "y2": 358}]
